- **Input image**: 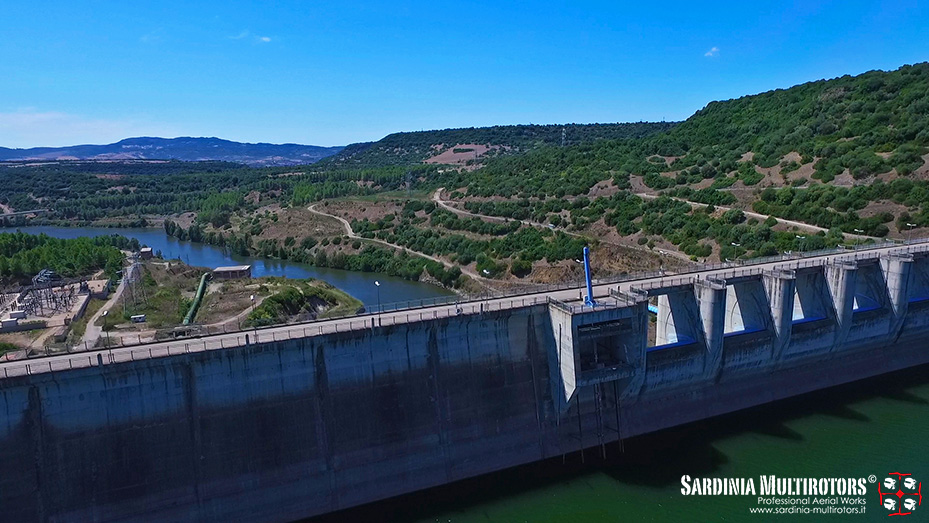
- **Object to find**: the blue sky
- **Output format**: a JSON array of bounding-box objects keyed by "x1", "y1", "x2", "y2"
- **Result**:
[{"x1": 1, "y1": 0, "x2": 926, "y2": 148}]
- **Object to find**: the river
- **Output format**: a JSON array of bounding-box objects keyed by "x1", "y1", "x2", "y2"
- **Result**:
[{"x1": 9, "y1": 225, "x2": 453, "y2": 308}]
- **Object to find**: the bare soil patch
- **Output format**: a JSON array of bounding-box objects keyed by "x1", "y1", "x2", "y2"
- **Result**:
[
  {"x1": 258, "y1": 206, "x2": 344, "y2": 241},
  {"x1": 325, "y1": 199, "x2": 406, "y2": 223},
  {"x1": 858, "y1": 200, "x2": 907, "y2": 218},
  {"x1": 0, "y1": 331, "x2": 40, "y2": 351},
  {"x1": 780, "y1": 154, "x2": 817, "y2": 184},
  {"x1": 691, "y1": 177, "x2": 716, "y2": 190},
  {"x1": 629, "y1": 175, "x2": 652, "y2": 194},
  {"x1": 173, "y1": 212, "x2": 197, "y2": 229},
  {"x1": 198, "y1": 280, "x2": 271, "y2": 325},
  {"x1": 244, "y1": 190, "x2": 262, "y2": 205},
  {"x1": 727, "y1": 187, "x2": 763, "y2": 208},
  {"x1": 582, "y1": 219, "x2": 693, "y2": 266},
  {"x1": 832, "y1": 170, "x2": 856, "y2": 187},
  {"x1": 587, "y1": 178, "x2": 620, "y2": 198},
  {"x1": 424, "y1": 144, "x2": 498, "y2": 167},
  {"x1": 915, "y1": 154, "x2": 929, "y2": 179}
]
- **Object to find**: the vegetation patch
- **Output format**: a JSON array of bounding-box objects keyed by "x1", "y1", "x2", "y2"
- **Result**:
[
  {"x1": 752, "y1": 180, "x2": 927, "y2": 235},
  {"x1": 104, "y1": 261, "x2": 203, "y2": 329},
  {"x1": 0, "y1": 231, "x2": 132, "y2": 282},
  {"x1": 243, "y1": 279, "x2": 361, "y2": 327},
  {"x1": 0, "y1": 342, "x2": 17, "y2": 356},
  {"x1": 66, "y1": 298, "x2": 106, "y2": 344}
]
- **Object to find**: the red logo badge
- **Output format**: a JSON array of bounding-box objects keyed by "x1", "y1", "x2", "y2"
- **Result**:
[{"x1": 878, "y1": 473, "x2": 922, "y2": 516}]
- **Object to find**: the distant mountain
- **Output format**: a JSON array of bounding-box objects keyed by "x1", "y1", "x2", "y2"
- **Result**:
[{"x1": 0, "y1": 137, "x2": 344, "y2": 166}]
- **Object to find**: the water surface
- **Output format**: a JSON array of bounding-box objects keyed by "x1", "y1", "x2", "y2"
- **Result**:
[
  {"x1": 9, "y1": 225, "x2": 453, "y2": 308},
  {"x1": 309, "y1": 365, "x2": 929, "y2": 522}
]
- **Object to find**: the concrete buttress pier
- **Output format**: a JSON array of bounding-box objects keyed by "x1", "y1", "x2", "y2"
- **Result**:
[
  {"x1": 765, "y1": 269, "x2": 796, "y2": 362},
  {"x1": 2, "y1": 246, "x2": 929, "y2": 522}
]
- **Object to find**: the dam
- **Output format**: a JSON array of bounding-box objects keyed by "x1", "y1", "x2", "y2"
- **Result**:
[{"x1": 2, "y1": 243, "x2": 929, "y2": 522}]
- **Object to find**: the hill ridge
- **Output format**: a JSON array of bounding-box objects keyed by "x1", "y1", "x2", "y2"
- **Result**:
[{"x1": 0, "y1": 136, "x2": 344, "y2": 167}]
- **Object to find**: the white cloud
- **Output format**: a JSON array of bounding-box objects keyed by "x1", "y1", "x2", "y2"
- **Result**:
[
  {"x1": 704, "y1": 46, "x2": 719, "y2": 57},
  {"x1": 228, "y1": 30, "x2": 271, "y2": 43},
  {"x1": 0, "y1": 109, "x2": 178, "y2": 149}
]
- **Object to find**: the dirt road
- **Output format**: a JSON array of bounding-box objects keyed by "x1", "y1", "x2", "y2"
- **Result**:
[
  {"x1": 634, "y1": 193, "x2": 870, "y2": 240},
  {"x1": 432, "y1": 188, "x2": 693, "y2": 263},
  {"x1": 307, "y1": 204, "x2": 490, "y2": 286}
]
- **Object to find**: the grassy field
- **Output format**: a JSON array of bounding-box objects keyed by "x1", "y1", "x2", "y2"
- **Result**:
[
  {"x1": 198, "y1": 279, "x2": 275, "y2": 325},
  {"x1": 313, "y1": 281, "x2": 362, "y2": 318},
  {"x1": 99, "y1": 260, "x2": 205, "y2": 330},
  {"x1": 0, "y1": 329, "x2": 43, "y2": 349},
  {"x1": 81, "y1": 258, "x2": 365, "y2": 332},
  {"x1": 0, "y1": 341, "x2": 18, "y2": 357}
]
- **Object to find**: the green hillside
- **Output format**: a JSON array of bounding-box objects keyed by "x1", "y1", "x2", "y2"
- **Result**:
[
  {"x1": 5, "y1": 63, "x2": 929, "y2": 280},
  {"x1": 461, "y1": 62, "x2": 929, "y2": 197},
  {"x1": 434, "y1": 62, "x2": 929, "y2": 262},
  {"x1": 661, "y1": 62, "x2": 929, "y2": 180},
  {"x1": 319, "y1": 122, "x2": 677, "y2": 168}
]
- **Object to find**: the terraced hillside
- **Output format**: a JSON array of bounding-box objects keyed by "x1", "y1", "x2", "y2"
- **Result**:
[
  {"x1": 432, "y1": 62, "x2": 929, "y2": 264},
  {"x1": 4, "y1": 63, "x2": 928, "y2": 287},
  {"x1": 319, "y1": 122, "x2": 677, "y2": 168}
]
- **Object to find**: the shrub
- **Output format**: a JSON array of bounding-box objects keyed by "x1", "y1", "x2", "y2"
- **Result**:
[{"x1": 510, "y1": 259, "x2": 533, "y2": 277}]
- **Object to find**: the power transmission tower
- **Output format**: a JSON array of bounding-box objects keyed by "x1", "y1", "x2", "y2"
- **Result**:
[{"x1": 562, "y1": 127, "x2": 566, "y2": 147}]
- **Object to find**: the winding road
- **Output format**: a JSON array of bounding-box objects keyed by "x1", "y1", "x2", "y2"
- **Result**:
[
  {"x1": 307, "y1": 203, "x2": 490, "y2": 286},
  {"x1": 634, "y1": 193, "x2": 870, "y2": 240},
  {"x1": 81, "y1": 261, "x2": 139, "y2": 347},
  {"x1": 432, "y1": 188, "x2": 694, "y2": 263},
  {"x1": 431, "y1": 188, "x2": 869, "y2": 261}
]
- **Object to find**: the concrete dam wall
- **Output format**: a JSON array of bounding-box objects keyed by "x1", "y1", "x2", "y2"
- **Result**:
[{"x1": 2, "y1": 248, "x2": 929, "y2": 522}]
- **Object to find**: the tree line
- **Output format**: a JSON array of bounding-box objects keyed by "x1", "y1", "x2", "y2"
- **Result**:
[{"x1": 0, "y1": 232, "x2": 133, "y2": 281}]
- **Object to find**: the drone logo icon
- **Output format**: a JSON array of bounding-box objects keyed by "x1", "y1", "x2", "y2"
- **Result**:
[{"x1": 878, "y1": 472, "x2": 922, "y2": 516}]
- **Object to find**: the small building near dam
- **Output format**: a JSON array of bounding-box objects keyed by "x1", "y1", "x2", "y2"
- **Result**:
[{"x1": 212, "y1": 265, "x2": 252, "y2": 280}]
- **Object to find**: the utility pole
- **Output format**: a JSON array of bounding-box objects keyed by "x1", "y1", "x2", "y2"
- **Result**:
[
  {"x1": 137, "y1": 262, "x2": 148, "y2": 306},
  {"x1": 102, "y1": 310, "x2": 110, "y2": 348}
]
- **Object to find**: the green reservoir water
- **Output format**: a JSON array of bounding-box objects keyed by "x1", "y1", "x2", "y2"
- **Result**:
[{"x1": 312, "y1": 364, "x2": 929, "y2": 522}]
